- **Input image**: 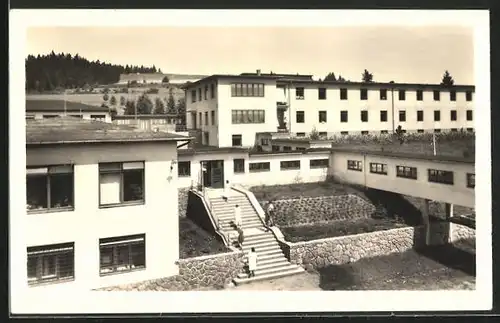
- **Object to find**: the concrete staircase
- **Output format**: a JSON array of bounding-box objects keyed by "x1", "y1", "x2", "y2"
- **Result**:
[{"x1": 206, "y1": 189, "x2": 305, "y2": 285}]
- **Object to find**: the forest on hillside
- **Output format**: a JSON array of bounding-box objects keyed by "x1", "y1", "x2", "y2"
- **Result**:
[{"x1": 25, "y1": 51, "x2": 161, "y2": 92}]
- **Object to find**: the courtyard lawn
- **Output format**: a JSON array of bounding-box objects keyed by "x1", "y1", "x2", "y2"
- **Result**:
[
  {"x1": 179, "y1": 217, "x2": 229, "y2": 259},
  {"x1": 280, "y1": 217, "x2": 409, "y2": 243}
]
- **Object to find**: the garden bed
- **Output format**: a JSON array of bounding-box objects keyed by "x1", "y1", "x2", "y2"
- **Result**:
[{"x1": 179, "y1": 218, "x2": 229, "y2": 259}]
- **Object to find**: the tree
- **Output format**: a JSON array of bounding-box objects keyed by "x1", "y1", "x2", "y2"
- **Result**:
[
  {"x1": 109, "y1": 107, "x2": 118, "y2": 118},
  {"x1": 176, "y1": 98, "x2": 186, "y2": 124},
  {"x1": 440, "y1": 70, "x2": 454, "y2": 86},
  {"x1": 166, "y1": 90, "x2": 176, "y2": 114},
  {"x1": 119, "y1": 96, "x2": 126, "y2": 106},
  {"x1": 162, "y1": 76, "x2": 169, "y2": 83},
  {"x1": 110, "y1": 95, "x2": 117, "y2": 106},
  {"x1": 124, "y1": 100, "x2": 136, "y2": 115},
  {"x1": 103, "y1": 93, "x2": 109, "y2": 101},
  {"x1": 153, "y1": 97, "x2": 165, "y2": 114},
  {"x1": 337, "y1": 75, "x2": 346, "y2": 82},
  {"x1": 324, "y1": 72, "x2": 337, "y2": 81},
  {"x1": 362, "y1": 69, "x2": 373, "y2": 82},
  {"x1": 136, "y1": 94, "x2": 153, "y2": 114}
]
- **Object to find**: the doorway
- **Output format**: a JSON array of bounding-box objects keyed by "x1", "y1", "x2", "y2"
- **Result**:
[{"x1": 201, "y1": 160, "x2": 225, "y2": 189}]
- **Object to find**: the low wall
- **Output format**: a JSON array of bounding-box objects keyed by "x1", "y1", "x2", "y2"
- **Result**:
[
  {"x1": 178, "y1": 188, "x2": 190, "y2": 217},
  {"x1": 99, "y1": 251, "x2": 244, "y2": 291},
  {"x1": 260, "y1": 194, "x2": 376, "y2": 226},
  {"x1": 403, "y1": 195, "x2": 475, "y2": 218},
  {"x1": 280, "y1": 222, "x2": 475, "y2": 271}
]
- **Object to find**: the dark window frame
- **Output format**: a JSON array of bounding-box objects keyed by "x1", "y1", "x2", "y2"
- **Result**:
[
  {"x1": 450, "y1": 90, "x2": 456, "y2": 101},
  {"x1": 466, "y1": 110, "x2": 473, "y2": 121},
  {"x1": 27, "y1": 242, "x2": 75, "y2": 285},
  {"x1": 380, "y1": 110, "x2": 388, "y2": 122},
  {"x1": 340, "y1": 110, "x2": 348, "y2": 123},
  {"x1": 178, "y1": 161, "x2": 191, "y2": 177},
  {"x1": 361, "y1": 110, "x2": 368, "y2": 122},
  {"x1": 99, "y1": 234, "x2": 146, "y2": 276},
  {"x1": 416, "y1": 89, "x2": 423, "y2": 101},
  {"x1": 433, "y1": 90, "x2": 440, "y2": 101},
  {"x1": 230, "y1": 83, "x2": 265, "y2": 97},
  {"x1": 399, "y1": 110, "x2": 406, "y2": 122},
  {"x1": 210, "y1": 83, "x2": 215, "y2": 99},
  {"x1": 296, "y1": 111, "x2": 305, "y2": 123},
  {"x1": 232, "y1": 134, "x2": 242, "y2": 147},
  {"x1": 417, "y1": 110, "x2": 424, "y2": 122},
  {"x1": 450, "y1": 110, "x2": 457, "y2": 121},
  {"x1": 310, "y1": 159, "x2": 329, "y2": 169},
  {"x1": 211, "y1": 110, "x2": 215, "y2": 125},
  {"x1": 318, "y1": 88, "x2": 327, "y2": 100},
  {"x1": 98, "y1": 161, "x2": 145, "y2": 208},
  {"x1": 360, "y1": 88, "x2": 368, "y2": 100},
  {"x1": 396, "y1": 165, "x2": 418, "y2": 180},
  {"x1": 231, "y1": 110, "x2": 265, "y2": 124},
  {"x1": 340, "y1": 88, "x2": 348, "y2": 100},
  {"x1": 466, "y1": 173, "x2": 475, "y2": 189},
  {"x1": 466, "y1": 91, "x2": 473, "y2": 101},
  {"x1": 296, "y1": 87, "x2": 305, "y2": 99},
  {"x1": 428, "y1": 169, "x2": 454, "y2": 185},
  {"x1": 233, "y1": 159, "x2": 245, "y2": 174},
  {"x1": 280, "y1": 160, "x2": 301, "y2": 170},
  {"x1": 318, "y1": 111, "x2": 327, "y2": 123},
  {"x1": 370, "y1": 162, "x2": 388, "y2": 175},
  {"x1": 347, "y1": 160, "x2": 362, "y2": 171},
  {"x1": 249, "y1": 162, "x2": 271, "y2": 173},
  {"x1": 380, "y1": 89, "x2": 387, "y2": 100},
  {"x1": 398, "y1": 90, "x2": 406, "y2": 101},
  {"x1": 434, "y1": 110, "x2": 441, "y2": 121}
]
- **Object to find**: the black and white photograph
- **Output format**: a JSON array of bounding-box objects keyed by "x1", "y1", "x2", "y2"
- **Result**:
[{"x1": 9, "y1": 9, "x2": 491, "y2": 315}]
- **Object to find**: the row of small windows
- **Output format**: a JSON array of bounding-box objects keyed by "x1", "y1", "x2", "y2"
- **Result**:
[
  {"x1": 27, "y1": 234, "x2": 146, "y2": 286},
  {"x1": 196, "y1": 110, "x2": 216, "y2": 127},
  {"x1": 191, "y1": 83, "x2": 216, "y2": 103},
  {"x1": 295, "y1": 109, "x2": 474, "y2": 123},
  {"x1": 231, "y1": 83, "x2": 265, "y2": 97},
  {"x1": 26, "y1": 162, "x2": 145, "y2": 213},
  {"x1": 26, "y1": 114, "x2": 107, "y2": 121},
  {"x1": 346, "y1": 159, "x2": 475, "y2": 188},
  {"x1": 231, "y1": 110, "x2": 266, "y2": 124},
  {"x1": 295, "y1": 87, "x2": 473, "y2": 102},
  {"x1": 177, "y1": 158, "x2": 329, "y2": 177}
]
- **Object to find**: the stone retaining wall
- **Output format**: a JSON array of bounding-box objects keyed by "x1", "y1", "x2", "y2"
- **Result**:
[
  {"x1": 100, "y1": 251, "x2": 244, "y2": 291},
  {"x1": 260, "y1": 195, "x2": 376, "y2": 226},
  {"x1": 280, "y1": 223, "x2": 475, "y2": 271},
  {"x1": 178, "y1": 188, "x2": 190, "y2": 217}
]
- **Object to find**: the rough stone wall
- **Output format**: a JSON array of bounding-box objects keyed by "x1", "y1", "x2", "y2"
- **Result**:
[
  {"x1": 99, "y1": 251, "x2": 244, "y2": 291},
  {"x1": 451, "y1": 223, "x2": 476, "y2": 242},
  {"x1": 283, "y1": 223, "x2": 471, "y2": 271},
  {"x1": 260, "y1": 195, "x2": 376, "y2": 226},
  {"x1": 178, "y1": 188, "x2": 190, "y2": 217}
]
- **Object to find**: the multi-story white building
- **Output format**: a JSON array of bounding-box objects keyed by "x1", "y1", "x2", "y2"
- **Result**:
[
  {"x1": 17, "y1": 116, "x2": 189, "y2": 292},
  {"x1": 184, "y1": 71, "x2": 475, "y2": 148}
]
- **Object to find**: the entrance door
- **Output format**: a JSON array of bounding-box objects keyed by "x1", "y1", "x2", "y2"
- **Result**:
[{"x1": 201, "y1": 160, "x2": 225, "y2": 188}]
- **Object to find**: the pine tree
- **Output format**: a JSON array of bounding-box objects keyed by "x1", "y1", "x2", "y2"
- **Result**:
[
  {"x1": 324, "y1": 72, "x2": 336, "y2": 81},
  {"x1": 119, "y1": 96, "x2": 126, "y2": 106},
  {"x1": 166, "y1": 90, "x2": 176, "y2": 114},
  {"x1": 441, "y1": 70, "x2": 454, "y2": 86},
  {"x1": 153, "y1": 97, "x2": 165, "y2": 114},
  {"x1": 136, "y1": 94, "x2": 153, "y2": 114},
  {"x1": 362, "y1": 69, "x2": 374, "y2": 82},
  {"x1": 110, "y1": 95, "x2": 117, "y2": 106},
  {"x1": 124, "y1": 100, "x2": 136, "y2": 115}
]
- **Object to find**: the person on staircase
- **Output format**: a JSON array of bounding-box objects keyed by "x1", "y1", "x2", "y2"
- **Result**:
[
  {"x1": 237, "y1": 227, "x2": 245, "y2": 248},
  {"x1": 234, "y1": 204, "x2": 242, "y2": 229},
  {"x1": 265, "y1": 200, "x2": 275, "y2": 232},
  {"x1": 222, "y1": 180, "x2": 230, "y2": 202},
  {"x1": 247, "y1": 247, "x2": 257, "y2": 278}
]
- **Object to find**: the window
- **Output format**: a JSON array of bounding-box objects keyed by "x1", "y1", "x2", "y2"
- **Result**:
[
  {"x1": 310, "y1": 159, "x2": 329, "y2": 168},
  {"x1": 428, "y1": 169, "x2": 454, "y2": 185},
  {"x1": 280, "y1": 160, "x2": 300, "y2": 170},
  {"x1": 399, "y1": 110, "x2": 406, "y2": 122},
  {"x1": 99, "y1": 234, "x2": 146, "y2": 275},
  {"x1": 451, "y1": 128, "x2": 458, "y2": 132},
  {"x1": 360, "y1": 89, "x2": 368, "y2": 100},
  {"x1": 398, "y1": 90, "x2": 406, "y2": 101},
  {"x1": 296, "y1": 147, "x2": 306, "y2": 151},
  {"x1": 340, "y1": 88, "x2": 348, "y2": 100},
  {"x1": 231, "y1": 83, "x2": 265, "y2": 97},
  {"x1": 450, "y1": 110, "x2": 457, "y2": 121},
  {"x1": 466, "y1": 110, "x2": 473, "y2": 121},
  {"x1": 198, "y1": 112, "x2": 202, "y2": 126},
  {"x1": 90, "y1": 115, "x2": 105, "y2": 121},
  {"x1": 204, "y1": 112, "x2": 208, "y2": 125},
  {"x1": 370, "y1": 163, "x2": 388, "y2": 175},
  {"x1": 191, "y1": 90, "x2": 196, "y2": 103},
  {"x1": 211, "y1": 110, "x2": 215, "y2": 125},
  {"x1": 232, "y1": 135, "x2": 242, "y2": 147},
  {"x1": 417, "y1": 129, "x2": 424, "y2": 133},
  {"x1": 319, "y1": 111, "x2": 327, "y2": 123},
  {"x1": 467, "y1": 128, "x2": 474, "y2": 132},
  {"x1": 340, "y1": 131, "x2": 349, "y2": 135},
  {"x1": 347, "y1": 160, "x2": 362, "y2": 171},
  {"x1": 231, "y1": 110, "x2": 265, "y2": 124},
  {"x1": 261, "y1": 138, "x2": 269, "y2": 146},
  {"x1": 318, "y1": 132, "x2": 327, "y2": 138},
  {"x1": 27, "y1": 242, "x2": 74, "y2": 285},
  {"x1": 380, "y1": 89, "x2": 387, "y2": 100},
  {"x1": 450, "y1": 90, "x2": 456, "y2": 101},
  {"x1": 296, "y1": 132, "x2": 306, "y2": 137},
  {"x1": 70, "y1": 114, "x2": 83, "y2": 119},
  {"x1": 26, "y1": 165, "x2": 74, "y2": 212},
  {"x1": 466, "y1": 91, "x2": 473, "y2": 101},
  {"x1": 361, "y1": 131, "x2": 369, "y2": 135},
  {"x1": 204, "y1": 85, "x2": 208, "y2": 100},
  {"x1": 178, "y1": 161, "x2": 191, "y2": 177},
  {"x1": 433, "y1": 90, "x2": 440, "y2": 101},
  {"x1": 99, "y1": 162, "x2": 144, "y2": 207},
  {"x1": 318, "y1": 88, "x2": 327, "y2": 100},
  {"x1": 434, "y1": 129, "x2": 441, "y2": 133},
  {"x1": 434, "y1": 110, "x2": 441, "y2": 121},
  {"x1": 417, "y1": 110, "x2": 424, "y2": 122},
  {"x1": 380, "y1": 110, "x2": 388, "y2": 122},
  {"x1": 26, "y1": 114, "x2": 35, "y2": 119},
  {"x1": 380, "y1": 130, "x2": 389, "y2": 134},
  {"x1": 396, "y1": 165, "x2": 417, "y2": 180},
  {"x1": 198, "y1": 88, "x2": 202, "y2": 101},
  {"x1": 340, "y1": 111, "x2": 348, "y2": 123},
  {"x1": 416, "y1": 89, "x2": 423, "y2": 101},
  {"x1": 233, "y1": 159, "x2": 245, "y2": 174},
  {"x1": 361, "y1": 110, "x2": 368, "y2": 122},
  {"x1": 210, "y1": 83, "x2": 215, "y2": 99},
  {"x1": 466, "y1": 173, "x2": 475, "y2": 188},
  {"x1": 249, "y1": 162, "x2": 270, "y2": 172},
  {"x1": 296, "y1": 111, "x2": 305, "y2": 123},
  {"x1": 272, "y1": 145, "x2": 280, "y2": 151},
  {"x1": 283, "y1": 146, "x2": 292, "y2": 151},
  {"x1": 296, "y1": 87, "x2": 305, "y2": 99}
]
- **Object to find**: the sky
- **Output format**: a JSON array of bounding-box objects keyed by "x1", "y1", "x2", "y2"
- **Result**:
[{"x1": 27, "y1": 26, "x2": 474, "y2": 84}]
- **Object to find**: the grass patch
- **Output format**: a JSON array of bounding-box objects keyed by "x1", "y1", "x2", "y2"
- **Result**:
[
  {"x1": 281, "y1": 217, "x2": 408, "y2": 242},
  {"x1": 251, "y1": 181, "x2": 366, "y2": 201},
  {"x1": 179, "y1": 218, "x2": 229, "y2": 259}
]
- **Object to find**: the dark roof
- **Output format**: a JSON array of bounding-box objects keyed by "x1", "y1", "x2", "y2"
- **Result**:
[
  {"x1": 178, "y1": 145, "x2": 249, "y2": 156},
  {"x1": 277, "y1": 79, "x2": 475, "y2": 91},
  {"x1": 26, "y1": 100, "x2": 110, "y2": 113},
  {"x1": 26, "y1": 116, "x2": 190, "y2": 145},
  {"x1": 240, "y1": 72, "x2": 314, "y2": 80},
  {"x1": 330, "y1": 147, "x2": 475, "y2": 164}
]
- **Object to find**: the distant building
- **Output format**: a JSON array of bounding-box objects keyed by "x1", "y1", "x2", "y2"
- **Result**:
[
  {"x1": 26, "y1": 99, "x2": 112, "y2": 123},
  {"x1": 117, "y1": 73, "x2": 205, "y2": 85},
  {"x1": 18, "y1": 116, "x2": 189, "y2": 292},
  {"x1": 184, "y1": 70, "x2": 475, "y2": 148}
]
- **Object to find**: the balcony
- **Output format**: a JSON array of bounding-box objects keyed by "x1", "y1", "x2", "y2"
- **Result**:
[{"x1": 277, "y1": 101, "x2": 288, "y2": 108}]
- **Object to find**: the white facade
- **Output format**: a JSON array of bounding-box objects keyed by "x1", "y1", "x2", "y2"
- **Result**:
[
  {"x1": 185, "y1": 75, "x2": 475, "y2": 148},
  {"x1": 19, "y1": 142, "x2": 180, "y2": 293},
  {"x1": 27, "y1": 111, "x2": 112, "y2": 123}
]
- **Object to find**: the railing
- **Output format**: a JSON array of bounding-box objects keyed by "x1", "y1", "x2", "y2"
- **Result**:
[
  {"x1": 201, "y1": 186, "x2": 219, "y2": 229},
  {"x1": 190, "y1": 188, "x2": 229, "y2": 246}
]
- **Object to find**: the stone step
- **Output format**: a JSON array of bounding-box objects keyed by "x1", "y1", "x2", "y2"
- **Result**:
[
  {"x1": 210, "y1": 199, "x2": 249, "y2": 206},
  {"x1": 241, "y1": 244, "x2": 281, "y2": 253},
  {"x1": 242, "y1": 240, "x2": 279, "y2": 250},
  {"x1": 246, "y1": 256, "x2": 290, "y2": 267},
  {"x1": 255, "y1": 252, "x2": 288, "y2": 262},
  {"x1": 212, "y1": 209, "x2": 256, "y2": 215},
  {"x1": 250, "y1": 249, "x2": 285, "y2": 258},
  {"x1": 220, "y1": 223, "x2": 263, "y2": 230},
  {"x1": 233, "y1": 266, "x2": 305, "y2": 285},
  {"x1": 242, "y1": 236, "x2": 276, "y2": 244},
  {"x1": 218, "y1": 214, "x2": 260, "y2": 221},
  {"x1": 241, "y1": 259, "x2": 293, "y2": 272}
]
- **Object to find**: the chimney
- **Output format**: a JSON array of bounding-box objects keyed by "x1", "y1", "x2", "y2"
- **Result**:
[{"x1": 256, "y1": 69, "x2": 261, "y2": 76}]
